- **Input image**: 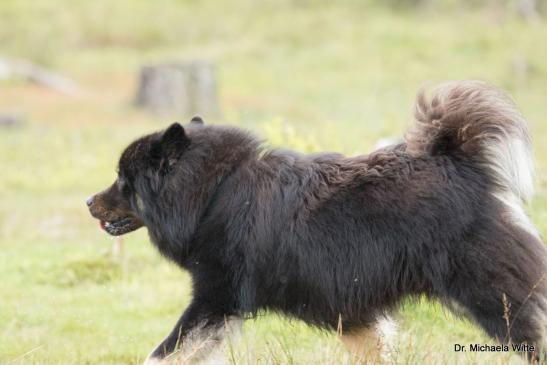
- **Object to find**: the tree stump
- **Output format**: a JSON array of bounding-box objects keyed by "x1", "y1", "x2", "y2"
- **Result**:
[{"x1": 135, "y1": 61, "x2": 221, "y2": 118}]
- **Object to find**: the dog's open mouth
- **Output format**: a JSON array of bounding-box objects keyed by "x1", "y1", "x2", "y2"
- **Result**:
[{"x1": 99, "y1": 217, "x2": 142, "y2": 236}]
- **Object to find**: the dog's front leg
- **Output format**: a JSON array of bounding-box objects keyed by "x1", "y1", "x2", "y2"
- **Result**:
[{"x1": 144, "y1": 300, "x2": 240, "y2": 365}]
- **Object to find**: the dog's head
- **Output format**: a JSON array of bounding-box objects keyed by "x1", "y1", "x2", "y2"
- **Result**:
[{"x1": 87, "y1": 117, "x2": 203, "y2": 236}]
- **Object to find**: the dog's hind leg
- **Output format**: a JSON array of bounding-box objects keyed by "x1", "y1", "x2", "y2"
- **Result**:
[
  {"x1": 340, "y1": 315, "x2": 397, "y2": 364},
  {"x1": 442, "y1": 223, "x2": 547, "y2": 363},
  {"x1": 447, "y1": 291, "x2": 546, "y2": 363}
]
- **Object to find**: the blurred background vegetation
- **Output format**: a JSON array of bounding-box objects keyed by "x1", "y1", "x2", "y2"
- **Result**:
[{"x1": 1, "y1": 0, "x2": 546, "y2": 364}]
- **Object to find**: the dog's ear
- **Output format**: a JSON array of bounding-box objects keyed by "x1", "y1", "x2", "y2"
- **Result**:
[
  {"x1": 151, "y1": 123, "x2": 190, "y2": 172},
  {"x1": 190, "y1": 116, "x2": 204, "y2": 125}
]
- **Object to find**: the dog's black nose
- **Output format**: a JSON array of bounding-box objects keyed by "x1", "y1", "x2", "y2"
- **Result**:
[{"x1": 86, "y1": 196, "x2": 94, "y2": 207}]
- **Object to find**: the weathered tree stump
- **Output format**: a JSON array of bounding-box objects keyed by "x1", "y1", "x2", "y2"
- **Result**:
[{"x1": 135, "y1": 61, "x2": 221, "y2": 118}]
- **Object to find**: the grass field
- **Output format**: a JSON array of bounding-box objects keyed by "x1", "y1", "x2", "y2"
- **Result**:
[{"x1": 1, "y1": 1, "x2": 547, "y2": 364}]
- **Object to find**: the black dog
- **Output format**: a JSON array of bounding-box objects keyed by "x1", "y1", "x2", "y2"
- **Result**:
[{"x1": 88, "y1": 81, "x2": 547, "y2": 364}]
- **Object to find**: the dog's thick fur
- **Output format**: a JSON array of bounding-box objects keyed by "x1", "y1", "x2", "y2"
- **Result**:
[{"x1": 88, "y1": 82, "x2": 547, "y2": 363}]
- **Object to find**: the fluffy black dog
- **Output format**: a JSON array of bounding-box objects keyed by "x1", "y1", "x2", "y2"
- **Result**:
[{"x1": 88, "y1": 81, "x2": 547, "y2": 364}]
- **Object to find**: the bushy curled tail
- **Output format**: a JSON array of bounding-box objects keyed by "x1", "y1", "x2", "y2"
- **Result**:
[{"x1": 406, "y1": 80, "x2": 534, "y2": 203}]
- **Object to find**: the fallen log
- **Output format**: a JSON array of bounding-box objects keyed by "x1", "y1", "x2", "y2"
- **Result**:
[{"x1": 0, "y1": 57, "x2": 78, "y2": 95}]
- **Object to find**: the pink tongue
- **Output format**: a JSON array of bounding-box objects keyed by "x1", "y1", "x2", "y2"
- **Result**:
[{"x1": 99, "y1": 221, "x2": 105, "y2": 230}]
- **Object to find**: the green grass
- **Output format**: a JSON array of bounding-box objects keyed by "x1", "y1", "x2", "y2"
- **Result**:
[{"x1": 1, "y1": 1, "x2": 546, "y2": 364}]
